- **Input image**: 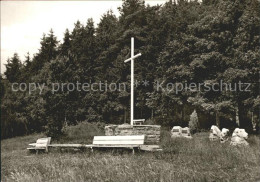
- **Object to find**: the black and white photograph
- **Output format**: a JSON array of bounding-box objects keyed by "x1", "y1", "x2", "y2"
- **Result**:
[{"x1": 1, "y1": 0, "x2": 260, "y2": 181}]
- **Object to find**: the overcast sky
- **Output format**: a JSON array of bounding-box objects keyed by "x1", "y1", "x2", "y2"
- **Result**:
[{"x1": 1, "y1": 1, "x2": 166, "y2": 74}]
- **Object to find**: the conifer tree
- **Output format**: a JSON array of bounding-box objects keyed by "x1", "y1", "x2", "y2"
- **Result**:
[{"x1": 4, "y1": 53, "x2": 22, "y2": 83}]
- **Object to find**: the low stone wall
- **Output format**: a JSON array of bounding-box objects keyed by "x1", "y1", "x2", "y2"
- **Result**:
[{"x1": 105, "y1": 124, "x2": 161, "y2": 144}]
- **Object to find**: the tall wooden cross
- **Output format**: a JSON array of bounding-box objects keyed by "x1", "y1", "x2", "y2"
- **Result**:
[{"x1": 124, "y1": 37, "x2": 142, "y2": 125}]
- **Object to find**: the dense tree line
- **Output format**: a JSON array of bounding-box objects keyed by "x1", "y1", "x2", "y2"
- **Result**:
[{"x1": 1, "y1": 0, "x2": 259, "y2": 138}]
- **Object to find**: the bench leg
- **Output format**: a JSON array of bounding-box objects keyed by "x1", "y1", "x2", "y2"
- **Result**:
[
  {"x1": 132, "y1": 148, "x2": 135, "y2": 155},
  {"x1": 91, "y1": 147, "x2": 93, "y2": 153},
  {"x1": 36, "y1": 150, "x2": 39, "y2": 155}
]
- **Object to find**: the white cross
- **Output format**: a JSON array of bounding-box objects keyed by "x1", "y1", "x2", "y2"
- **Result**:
[{"x1": 124, "y1": 37, "x2": 142, "y2": 125}]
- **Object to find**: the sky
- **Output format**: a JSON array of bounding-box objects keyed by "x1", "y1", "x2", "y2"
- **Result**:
[{"x1": 1, "y1": 1, "x2": 166, "y2": 74}]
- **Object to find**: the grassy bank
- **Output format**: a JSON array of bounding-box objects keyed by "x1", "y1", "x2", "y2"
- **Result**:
[{"x1": 1, "y1": 122, "x2": 260, "y2": 182}]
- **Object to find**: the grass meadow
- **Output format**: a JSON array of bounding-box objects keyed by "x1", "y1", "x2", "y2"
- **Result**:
[{"x1": 1, "y1": 122, "x2": 260, "y2": 182}]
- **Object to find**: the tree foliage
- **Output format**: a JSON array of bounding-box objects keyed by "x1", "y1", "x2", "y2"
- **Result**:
[{"x1": 1, "y1": 0, "x2": 259, "y2": 138}]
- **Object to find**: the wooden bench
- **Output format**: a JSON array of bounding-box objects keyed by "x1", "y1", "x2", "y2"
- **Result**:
[
  {"x1": 27, "y1": 137, "x2": 51, "y2": 153},
  {"x1": 26, "y1": 135, "x2": 162, "y2": 154},
  {"x1": 91, "y1": 135, "x2": 145, "y2": 154},
  {"x1": 133, "y1": 119, "x2": 145, "y2": 125}
]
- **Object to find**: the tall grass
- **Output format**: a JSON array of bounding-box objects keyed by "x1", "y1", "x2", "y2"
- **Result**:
[{"x1": 1, "y1": 123, "x2": 260, "y2": 182}]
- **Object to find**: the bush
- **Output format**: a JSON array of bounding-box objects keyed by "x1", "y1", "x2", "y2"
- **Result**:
[
  {"x1": 45, "y1": 117, "x2": 64, "y2": 138},
  {"x1": 145, "y1": 118, "x2": 156, "y2": 125},
  {"x1": 58, "y1": 121, "x2": 105, "y2": 144},
  {"x1": 189, "y1": 110, "x2": 199, "y2": 134}
]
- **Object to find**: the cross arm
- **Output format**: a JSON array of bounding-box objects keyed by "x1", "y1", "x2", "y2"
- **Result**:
[{"x1": 124, "y1": 53, "x2": 142, "y2": 63}]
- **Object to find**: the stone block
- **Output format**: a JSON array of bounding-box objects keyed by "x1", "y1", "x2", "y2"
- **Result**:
[{"x1": 104, "y1": 124, "x2": 161, "y2": 144}]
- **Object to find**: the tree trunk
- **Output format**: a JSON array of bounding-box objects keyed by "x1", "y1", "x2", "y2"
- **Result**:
[
  {"x1": 124, "y1": 108, "x2": 126, "y2": 123},
  {"x1": 238, "y1": 102, "x2": 253, "y2": 131},
  {"x1": 181, "y1": 105, "x2": 185, "y2": 124},
  {"x1": 235, "y1": 107, "x2": 240, "y2": 127},
  {"x1": 216, "y1": 110, "x2": 220, "y2": 128},
  {"x1": 251, "y1": 111, "x2": 256, "y2": 131},
  {"x1": 110, "y1": 111, "x2": 112, "y2": 124}
]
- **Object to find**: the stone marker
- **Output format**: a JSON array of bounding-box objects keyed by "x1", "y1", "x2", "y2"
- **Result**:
[
  {"x1": 171, "y1": 126, "x2": 192, "y2": 139},
  {"x1": 181, "y1": 127, "x2": 192, "y2": 139},
  {"x1": 171, "y1": 126, "x2": 182, "y2": 138},
  {"x1": 230, "y1": 128, "x2": 249, "y2": 146}
]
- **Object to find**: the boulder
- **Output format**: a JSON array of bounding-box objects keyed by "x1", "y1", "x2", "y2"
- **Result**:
[
  {"x1": 209, "y1": 125, "x2": 222, "y2": 141},
  {"x1": 220, "y1": 128, "x2": 229, "y2": 143},
  {"x1": 230, "y1": 128, "x2": 249, "y2": 146},
  {"x1": 221, "y1": 128, "x2": 229, "y2": 136}
]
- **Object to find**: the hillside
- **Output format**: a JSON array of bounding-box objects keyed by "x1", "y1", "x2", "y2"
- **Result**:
[{"x1": 1, "y1": 122, "x2": 260, "y2": 182}]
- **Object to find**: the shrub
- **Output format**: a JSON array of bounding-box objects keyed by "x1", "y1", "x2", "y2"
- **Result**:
[
  {"x1": 189, "y1": 110, "x2": 199, "y2": 134},
  {"x1": 45, "y1": 117, "x2": 64, "y2": 138},
  {"x1": 145, "y1": 118, "x2": 156, "y2": 125}
]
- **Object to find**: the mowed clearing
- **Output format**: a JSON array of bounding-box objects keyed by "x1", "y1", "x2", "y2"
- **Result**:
[{"x1": 1, "y1": 123, "x2": 260, "y2": 182}]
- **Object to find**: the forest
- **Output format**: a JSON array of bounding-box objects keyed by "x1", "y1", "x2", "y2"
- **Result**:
[{"x1": 1, "y1": 0, "x2": 259, "y2": 139}]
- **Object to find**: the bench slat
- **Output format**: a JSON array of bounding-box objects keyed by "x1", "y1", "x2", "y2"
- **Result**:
[
  {"x1": 91, "y1": 144, "x2": 140, "y2": 148},
  {"x1": 49, "y1": 144, "x2": 86, "y2": 148},
  {"x1": 93, "y1": 135, "x2": 145, "y2": 145},
  {"x1": 93, "y1": 140, "x2": 144, "y2": 145},
  {"x1": 36, "y1": 144, "x2": 48, "y2": 147},
  {"x1": 93, "y1": 135, "x2": 145, "y2": 141},
  {"x1": 27, "y1": 147, "x2": 46, "y2": 150}
]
